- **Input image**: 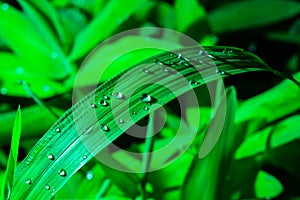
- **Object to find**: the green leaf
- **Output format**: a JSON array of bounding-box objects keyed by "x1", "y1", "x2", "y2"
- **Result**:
[
  {"x1": 1, "y1": 106, "x2": 22, "y2": 200},
  {"x1": 266, "y1": 31, "x2": 300, "y2": 46},
  {"x1": 208, "y1": 0, "x2": 300, "y2": 33},
  {"x1": 255, "y1": 171, "x2": 283, "y2": 199},
  {"x1": 235, "y1": 114, "x2": 300, "y2": 160},
  {"x1": 17, "y1": 0, "x2": 73, "y2": 76},
  {"x1": 0, "y1": 3, "x2": 72, "y2": 80},
  {"x1": 11, "y1": 47, "x2": 273, "y2": 199},
  {"x1": 69, "y1": 0, "x2": 147, "y2": 61},
  {"x1": 180, "y1": 86, "x2": 237, "y2": 200},
  {"x1": 236, "y1": 71, "x2": 300, "y2": 133},
  {"x1": 26, "y1": 0, "x2": 66, "y2": 43},
  {"x1": 174, "y1": 0, "x2": 206, "y2": 32}
]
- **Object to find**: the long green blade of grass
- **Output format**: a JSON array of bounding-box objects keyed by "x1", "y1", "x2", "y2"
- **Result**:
[
  {"x1": 1, "y1": 106, "x2": 22, "y2": 200},
  {"x1": 11, "y1": 46, "x2": 280, "y2": 199}
]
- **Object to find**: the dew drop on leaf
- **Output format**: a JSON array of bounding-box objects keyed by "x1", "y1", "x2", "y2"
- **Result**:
[
  {"x1": 0, "y1": 88, "x2": 7, "y2": 95},
  {"x1": 16, "y1": 66, "x2": 24, "y2": 74},
  {"x1": 55, "y1": 128, "x2": 61, "y2": 133},
  {"x1": 90, "y1": 103, "x2": 97, "y2": 108},
  {"x1": 47, "y1": 154, "x2": 55, "y2": 160},
  {"x1": 216, "y1": 69, "x2": 225, "y2": 75},
  {"x1": 58, "y1": 169, "x2": 67, "y2": 177},
  {"x1": 45, "y1": 185, "x2": 50, "y2": 190},
  {"x1": 154, "y1": 59, "x2": 163, "y2": 65},
  {"x1": 143, "y1": 68, "x2": 154, "y2": 74},
  {"x1": 52, "y1": 189, "x2": 56, "y2": 196},
  {"x1": 140, "y1": 94, "x2": 153, "y2": 103},
  {"x1": 103, "y1": 95, "x2": 110, "y2": 100},
  {"x1": 114, "y1": 92, "x2": 126, "y2": 100},
  {"x1": 101, "y1": 124, "x2": 110, "y2": 132},
  {"x1": 99, "y1": 100, "x2": 109, "y2": 107},
  {"x1": 43, "y1": 85, "x2": 50, "y2": 92},
  {"x1": 189, "y1": 80, "x2": 199, "y2": 86},
  {"x1": 83, "y1": 125, "x2": 94, "y2": 135},
  {"x1": 119, "y1": 119, "x2": 125, "y2": 124},
  {"x1": 86, "y1": 171, "x2": 93, "y2": 180},
  {"x1": 25, "y1": 179, "x2": 32, "y2": 185},
  {"x1": 51, "y1": 52, "x2": 58, "y2": 59},
  {"x1": 143, "y1": 106, "x2": 149, "y2": 111},
  {"x1": 199, "y1": 50, "x2": 208, "y2": 56},
  {"x1": 2, "y1": 3, "x2": 9, "y2": 10},
  {"x1": 132, "y1": 111, "x2": 137, "y2": 115}
]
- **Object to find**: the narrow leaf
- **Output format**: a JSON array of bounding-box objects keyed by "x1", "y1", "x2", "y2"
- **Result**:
[
  {"x1": 1, "y1": 106, "x2": 22, "y2": 200},
  {"x1": 11, "y1": 47, "x2": 275, "y2": 199},
  {"x1": 208, "y1": 0, "x2": 300, "y2": 33}
]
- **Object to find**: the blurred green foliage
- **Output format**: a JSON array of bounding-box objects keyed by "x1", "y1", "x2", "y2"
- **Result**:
[{"x1": 0, "y1": 0, "x2": 300, "y2": 199}]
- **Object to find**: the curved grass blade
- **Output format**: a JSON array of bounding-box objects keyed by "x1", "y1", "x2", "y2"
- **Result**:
[
  {"x1": 1, "y1": 106, "x2": 22, "y2": 200},
  {"x1": 11, "y1": 46, "x2": 279, "y2": 199}
]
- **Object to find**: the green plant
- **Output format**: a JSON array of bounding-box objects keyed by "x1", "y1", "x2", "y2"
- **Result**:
[{"x1": 0, "y1": 0, "x2": 300, "y2": 199}]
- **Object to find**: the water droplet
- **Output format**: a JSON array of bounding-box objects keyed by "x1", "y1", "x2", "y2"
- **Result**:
[
  {"x1": 189, "y1": 80, "x2": 199, "y2": 86},
  {"x1": 90, "y1": 103, "x2": 97, "y2": 108},
  {"x1": 208, "y1": 54, "x2": 215, "y2": 59},
  {"x1": 161, "y1": 67, "x2": 169, "y2": 73},
  {"x1": 83, "y1": 126, "x2": 94, "y2": 135},
  {"x1": 45, "y1": 185, "x2": 50, "y2": 190},
  {"x1": 51, "y1": 52, "x2": 58, "y2": 59},
  {"x1": 119, "y1": 119, "x2": 125, "y2": 124},
  {"x1": 52, "y1": 188, "x2": 56, "y2": 196},
  {"x1": 83, "y1": 155, "x2": 87, "y2": 159},
  {"x1": 216, "y1": 69, "x2": 225, "y2": 75},
  {"x1": 0, "y1": 88, "x2": 7, "y2": 95},
  {"x1": 177, "y1": 53, "x2": 182, "y2": 59},
  {"x1": 143, "y1": 68, "x2": 154, "y2": 74},
  {"x1": 2, "y1": 3, "x2": 9, "y2": 10},
  {"x1": 58, "y1": 169, "x2": 67, "y2": 177},
  {"x1": 25, "y1": 178, "x2": 31, "y2": 185},
  {"x1": 132, "y1": 111, "x2": 137, "y2": 115},
  {"x1": 199, "y1": 50, "x2": 208, "y2": 56},
  {"x1": 223, "y1": 49, "x2": 234, "y2": 56},
  {"x1": 99, "y1": 100, "x2": 109, "y2": 107},
  {"x1": 55, "y1": 128, "x2": 61, "y2": 133},
  {"x1": 140, "y1": 94, "x2": 156, "y2": 104},
  {"x1": 114, "y1": 92, "x2": 125, "y2": 100},
  {"x1": 43, "y1": 85, "x2": 50, "y2": 92},
  {"x1": 103, "y1": 95, "x2": 110, "y2": 100},
  {"x1": 154, "y1": 59, "x2": 163, "y2": 65},
  {"x1": 143, "y1": 106, "x2": 149, "y2": 111},
  {"x1": 16, "y1": 66, "x2": 24, "y2": 74},
  {"x1": 86, "y1": 171, "x2": 93, "y2": 180},
  {"x1": 47, "y1": 154, "x2": 55, "y2": 160},
  {"x1": 101, "y1": 124, "x2": 110, "y2": 132}
]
